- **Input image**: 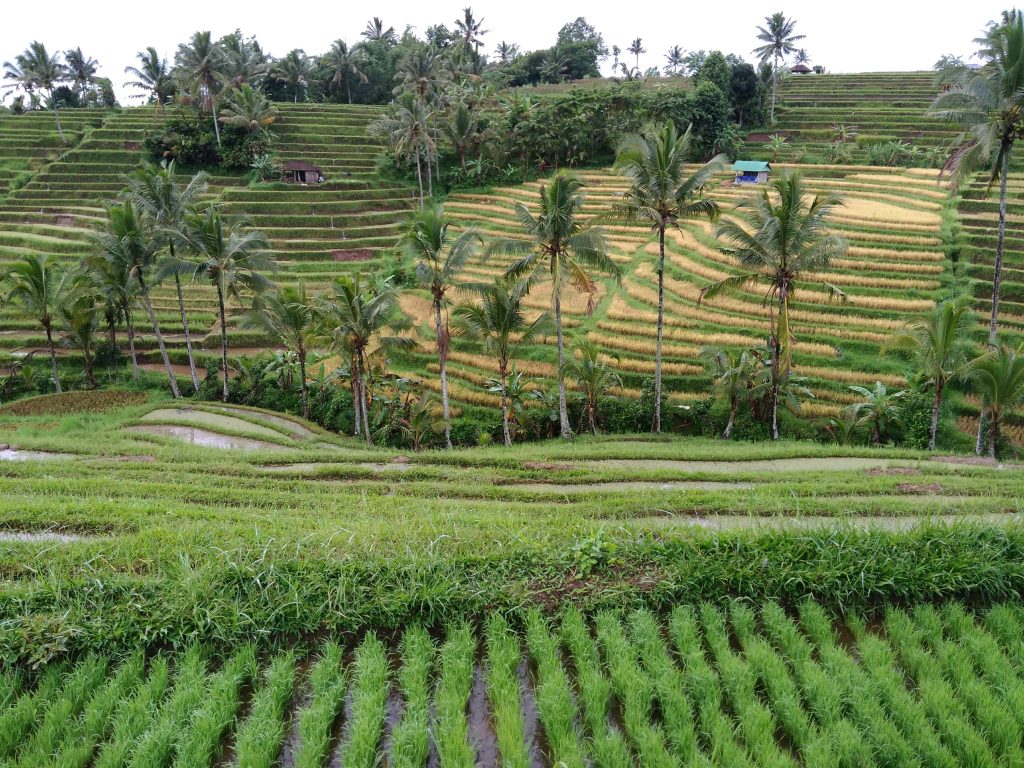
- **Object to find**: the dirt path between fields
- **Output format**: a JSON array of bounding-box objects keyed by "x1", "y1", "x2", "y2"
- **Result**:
[{"x1": 641, "y1": 512, "x2": 1024, "y2": 531}]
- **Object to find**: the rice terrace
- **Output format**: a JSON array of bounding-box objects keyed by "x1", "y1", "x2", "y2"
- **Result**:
[{"x1": 3, "y1": 2, "x2": 1024, "y2": 765}]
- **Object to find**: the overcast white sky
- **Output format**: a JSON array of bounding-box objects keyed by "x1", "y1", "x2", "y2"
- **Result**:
[{"x1": 0, "y1": 0, "x2": 1010, "y2": 104}]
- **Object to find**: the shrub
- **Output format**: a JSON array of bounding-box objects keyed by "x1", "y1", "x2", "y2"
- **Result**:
[{"x1": 144, "y1": 114, "x2": 275, "y2": 171}]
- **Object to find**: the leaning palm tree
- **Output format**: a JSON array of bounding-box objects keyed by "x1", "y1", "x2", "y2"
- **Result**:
[
  {"x1": 1, "y1": 255, "x2": 77, "y2": 393},
  {"x1": 489, "y1": 171, "x2": 621, "y2": 439},
  {"x1": 401, "y1": 203, "x2": 480, "y2": 448},
  {"x1": 218, "y1": 83, "x2": 278, "y2": 132},
  {"x1": 64, "y1": 47, "x2": 98, "y2": 101},
  {"x1": 168, "y1": 208, "x2": 275, "y2": 402},
  {"x1": 453, "y1": 278, "x2": 550, "y2": 446},
  {"x1": 753, "y1": 12, "x2": 805, "y2": 123},
  {"x1": 562, "y1": 338, "x2": 622, "y2": 435},
  {"x1": 614, "y1": 121, "x2": 726, "y2": 432},
  {"x1": 123, "y1": 160, "x2": 208, "y2": 393},
  {"x1": 317, "y1": 274, "x2": 410, "y2": 445},
  {"x1": 962, "y1": 343, "x2": 1024, "y2": 459},
  {"x1": 175, "y1": 31, "x2": 226, "y2": 145},
  {"x1": 82, "y1": 245, "x2": 141, "y2": 381},
  {"x1": 124, "y1": 47, "x2": 174, "y2": 122},
  {"x1": 242, "y1": 283, "x2": 321, "y2": 418},
  {"x1": 3, "y1": 42, "x2": 68, "y2": 142},
  {"x1": 884, "y1": 298, "x2": 976, "y2": 449},
  {"x1": 59, "y1": 295, "x2": 100, "y2": 389},
  {"x1": 325, "y1": 40, "x2": 367, "y2": 104},
  {"x1": 274, "y1": 49, "x2": 314, "y2": 103},
  {"x1": 91, "y1": 201, "x2": 181, "y2": 397},
  {"x1": 700, "y1": 173, "x2": 847, "y2": 440}
]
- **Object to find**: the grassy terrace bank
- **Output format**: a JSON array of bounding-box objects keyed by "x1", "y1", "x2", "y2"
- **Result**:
[{"x1": 0, "y1": 393, "x2": 1022, "y2": 667}]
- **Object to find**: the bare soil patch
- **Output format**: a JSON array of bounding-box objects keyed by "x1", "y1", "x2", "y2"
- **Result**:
[
  {"x1": 866, "y1": 467, "x2": 922, "y2": 476},
  {"x1": 331, "y1": 248, "x2": 374, "y2": 262},
  {"x1": 895, "y1": 482, "x2": 943, "y2": 494}
]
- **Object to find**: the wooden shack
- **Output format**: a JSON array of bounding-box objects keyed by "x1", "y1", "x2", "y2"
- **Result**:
[
  {"x1": 283, "y1": 160, "x2": 324, "y2": 184},
  {"x1": 732, "y1": 160, "x2": 771, "y2": 185}
]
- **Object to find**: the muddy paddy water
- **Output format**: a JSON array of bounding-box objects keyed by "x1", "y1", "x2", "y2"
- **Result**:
[
  {"x1": 0, "y1": 448, "x2": 75, "y2": 461},
  {"x1": 590, "y1": 457, "x2": 910, "y2": 473},
  {"x1": 140, "y1": 408, "x2": 286, "y2": 440},
  {"x1": 125, "y1": 425, "x2": 283, "y2": 452}
]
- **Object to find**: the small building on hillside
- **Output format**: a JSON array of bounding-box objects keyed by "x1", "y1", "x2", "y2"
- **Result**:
[
  {"x1": 283, "y1": 160, "x2": 324, "y2": 184},
  {"x1": 789, "y1": 63, "x2": 812, "y2": 74},
  {"x1": 732, "y1": 160, "x2": 771, "y2": 185}
]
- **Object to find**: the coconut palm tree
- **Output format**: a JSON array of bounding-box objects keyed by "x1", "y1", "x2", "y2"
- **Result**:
[
  {"x1": 220, "y1": 31, "x2": 270, "y2": 86},
  {"x1": 59, "y1": 295, "x2": 100, "y2": 388},
  {"x1": 562, "y1": 338, "x2": 622, "y2": 435},
  {"x1": 362, "y1": 17, "x2": 397, "y2": 45},
  {"x1": 64, "y1": 47, "x2": 97, "y2": 101},
  {"x1": 386, "y1": 102, "x2": 437, "y2": 205},
  {"x1": 218, "y1": 83, "x2": 278, "y2": 132},
  {"x1": 393, "y1": 47, "x2": 444, "y2": 107},
  {"x1": 123, "y1": 160, "x2": 208, "y2": 393},
  {"x1": 175, "y1": 31, "x2": 226, "y2": 145},
  {"x1": 628, "y1": 38, "x2": 646, "y2": 71},
  {"x1": 962, "y1": 343, "x2": 1024, "y2": 459},
  {"x1": 455, "y1": 7, "x2": 489, "y2": 56},
  {"x1": 274, "y1": 49, "x2": 314, "y2": 103},
  {"x1": 317, "y1": 274, "x2": 410, "y2": 445},
  {"x1": 700, "y1": 173, "x2": 847, "y2": 440},
  {"x1": 82, "y1": 244, "x2": 141, "y2": 381},
  {"x1": 614, "y1": 121, "x2": 726, "y2": 432},
  {"x1": 168, "y1": 207, "x2": 274, "y2": 402},
  {"x1": 665, "y1": 46, "x2": 686, "y2": 77},
  {"x1": 1, "y1": 255, "x2": 78, "y2": 393},
  {"x1": 848, "y1": 381, "x2": 905, "y2": 445},
  {"x1": 242, "y1": 283, "x2": 321, "y2": 418},
  {"x1": 92, "y1": 202, "x2": 181, "y2": 398},
  {"x1": 704, "y1": 347, "x2": 759, "y2": 438},
  {"x1": 885, "y1": 298, "x2": 976, "y2": 449},
  {"x1": 494, "y1": 41, "x2": 520, "y2": 64},
  {"x1": 325, "y1": 40, "x2": 367, "y2": 104},
  {"x1": 753, "y1": 12, "x2": 805, "y2": 123},
  {"x1": 3, "y1": 42, "x2": 69, "y2": 142},
  {"x1": 124, "y1": 47, "x2": 174, "y2": 121},
  {"x1": 454, "y1": 278, "x2": 550, "y2": 445},
  {"x1": 795, "y1": 49, "x2": 811, "y2": 66},
  {"x1": 400, "y1": 203, "x2": 480, "y2": 448},
  {"x1": 489, "y1": 171, "x2": 620, "y2": 439}
]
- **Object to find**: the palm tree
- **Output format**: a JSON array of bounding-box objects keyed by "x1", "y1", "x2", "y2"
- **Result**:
[
  {"x1": 767, "y1": 134, "x2": 788, "y2": 162},
  {"x1": 849, "y1": 381, "x2": 905, "y2": 445},
  {"x1": 83, "y1": 244, "x2": 141, "y2": 381},
  {"x1": 175, "y1": 31, "x2": 226, "y2": 146},
  {"x1": 123, "y1": 160, "x2": 208, "y2": 393},
  {"x1": 59, "y1": 295, "x2": 100, "y2": 388},
  {"x1": 753, "y1": 12, "x2": 805, "y2": 123},
  {"x1": 274, "y1": 49, "x2": 314, "y2": 103},
  {"x1": 489, "y1": 171, "x2": 621, "y2": 439},
  {"x1": 401, "y1": 203, "x2": 480, "y2": 449},
  {"x1": 454, "y1": 278, "x2": 550, "y2": 445},
  {"x1": 962, "y1": 343, "x2": 1024, "y2": 459},
  {"x1": 700, "y1": 173, "x2": 847, "y2": 440},
  {"x1": 124, "y1": 47, "x2": 174, "y2": 121},
  {"x1": 614, "y1": 121, "x2": 726, "y2": 432},
  {"x1": 665, "y1": 46, "x2": 686, "y2": 77},
  {"x1": 169, "y1": 208, "x2": 275, "y2": 402},
  {"x1": 393, "y1": 47, "x2": 444, "y2": 107},
  {"x1": 317, "y1": 275, "x2": 410, "y2": 445},
  {"x1": 494, "y1": 41, "x2": 520, "y2": 64},
  {"x1": 362, "y1": 17, "x2": 397, "y2": 45},
  {"x1": 3, "y1": 42, "x2": 68, "y2": 142},
  {"x1": 387, "y1": 102, "x2": 437, "y2": 206},
  {"x1": 1, "y1": 255, "x2": 77, "y2": 393},
  {"x1": 91, "y1": 201, "x2": 181, "y2": 398},
  {"x1": 885, "y1": 299, "x2": 975, "y2": 450},
  {"x1": 628, "y1": 38, "x2": 647, "y2": 71},
  {"x1": 704, "y1": 347, "x2": 758, "y2": 438},
  {"x1": 243, "y1": 283, "x2": 321, "y2": 418},
  {"x1": 220, "y1": 31, "x2": 270, "y2": 86},
  {"x1": 64, "y1": 48, "x2": 97, "y2": 101},
  {"x1": 562, "y1": 338, "x2": 622, "y2": 435},
  {"x1": 218, "y1": 83, "x2": 278, "y2": 132},
  {"x1": 455, "y1": 7, "x2": 488, "y2": 56},
  {"x1": 325, "y1": 40, "x2": 367, "y2": 104},
  {"x1": 795, "y1": 49, "x2": 811, "y2": 66}
]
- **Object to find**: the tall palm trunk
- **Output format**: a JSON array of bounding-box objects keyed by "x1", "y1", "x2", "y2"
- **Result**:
[
  {"x1": 298, "y1": 348, "x2": 309, "y2": 419},
  {"x1": 138, "y1": 272, "x2": 180, "y2": 398},
  {"x1": 588, "y1": 396, "x2": 597, "y2": 435},
  {"x1": 171, "y1": 247, "x2": 200, "y2": 393},
  {"x1": 358, "y1": 353, "x2": 373, "y2": 446},
  {"x1": 434, "y1": 299, "x2": 452, "y2": 449},
  {"x1": 499, "y1": 359, "x2": 511, "y2": 446},
  {"x1": 211, "y1": 94, "x2": 222, "y2": 147},
  {"x1": 989, "y1": 407, "x2": 999, "y2": 460},
  {"x1": 414, "y1": 150, "x2": 424, "y2": 208},
  {"x1": 83, "y1": 346, "x2": 97, "y2": 388},
  {"x1": 351, "y1": 367, "x2": 361, "y2": 437},
  {"x1": 126, "y1": 312, "x2": 140, "y2": 382},
  {"x1": 929, "y1": 380, "x2": 943, "y2": 451},
  {"x1": 43, "y1": 321, "x2": 61, "y2": 393},
  {"x1": 653, "y1": 226, "x2": 666, "y2": 433},
  {"x1": 770, "y1": 53, "x2": 779, "y2": 123},
  {"x1": 554, "y1": 292, "x2": 571, "y2": 439},
  {"x1": 347, "y1": 80, "x2": 352, "y2": 104},
  {"x1": 977, "y1": 148, "x2": 1010, "y2": 454},
  {"x1": 769, "y1": 289, "x2": 783, "y2": 441},
  {"x1": 49, "y1": 89, "x2": 66, "y2": 144},
  {"x1": 724, "y1": 397, "x2": 736, "y2": 439},
  {"x1": 215, "y1": 280, "x2": 230, "y2": 402}
]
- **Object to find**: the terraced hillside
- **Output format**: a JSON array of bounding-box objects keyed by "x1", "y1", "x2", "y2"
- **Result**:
[
  {"x1": 433, "y1": 167, "x2": 969, "y2": 421},
  {"x1": 745, "y1": 72, "x2": 963, "y2": 163},
  {"x1": 0, "y1": 104, "x2": 414, "y2": 364}
]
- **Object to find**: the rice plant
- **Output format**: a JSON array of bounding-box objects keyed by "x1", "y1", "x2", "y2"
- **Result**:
[
  {"x1": 0, "y1": 665, "x2": 66, "y2": 760},
  {"x1": 233, "y1": 650, "x2": 298, "y2": 768},
  {"x1": 484, "y1": 614, "x2": 531, "y2": 768},
  {"x1": 293, "y1": 641, "x2": 348, "y2": 768},
  {"x1": 432, "y1": 622, "x2": 476, "y2": 768},
  {"x1": 339, "y1": 634, "x2": 390, "y2": 768},
  {"x1": 93, "y1": 657, "x2": 171, "y2": 768},
  {"x1": 390, "y1": 626, "x2": 434, "y2": 768}
]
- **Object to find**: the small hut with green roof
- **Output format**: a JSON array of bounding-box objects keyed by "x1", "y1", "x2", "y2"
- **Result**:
[{"x1": 732, "y1": 160, "x2": 771, "y2": 185}]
